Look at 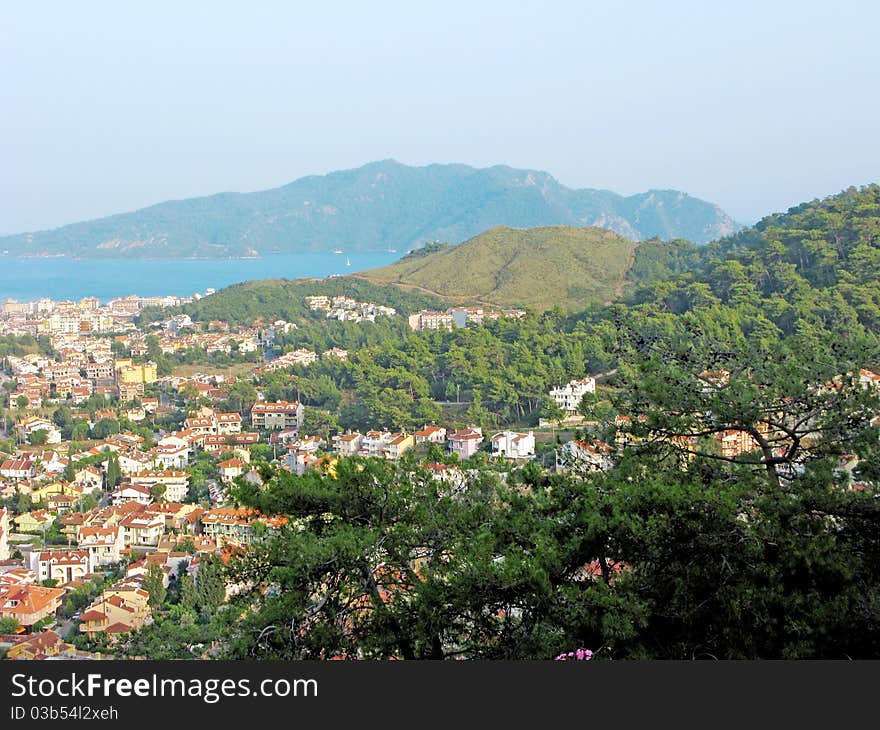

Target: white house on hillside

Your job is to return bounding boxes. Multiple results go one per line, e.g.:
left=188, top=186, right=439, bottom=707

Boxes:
left=490, top=431, right=536, bottom=459
left=549, top=378, right=596, bottom=413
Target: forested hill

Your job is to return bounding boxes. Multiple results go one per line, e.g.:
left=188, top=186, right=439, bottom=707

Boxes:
left=0, top=160, right=740, bottom=258
left=138, top=276, right=451, bottom=327
left=620, top=183, right=880, bottom=344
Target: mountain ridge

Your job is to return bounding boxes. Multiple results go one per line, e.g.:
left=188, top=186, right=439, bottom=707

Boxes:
left=0, top=160, right=741, bottom=258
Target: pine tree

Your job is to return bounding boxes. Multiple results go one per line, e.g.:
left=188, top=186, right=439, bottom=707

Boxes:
left=179, top=574, right=197, bottom=611
left=144, top=563, right=166, bottom=610
left=195, top=556, right=226, bottom=612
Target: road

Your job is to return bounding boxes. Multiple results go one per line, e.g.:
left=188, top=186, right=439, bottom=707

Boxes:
left=58, top=618, right=77, bottom=639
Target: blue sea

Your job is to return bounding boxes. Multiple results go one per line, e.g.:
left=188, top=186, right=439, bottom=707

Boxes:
left=0, top=252, right=402, bottom=303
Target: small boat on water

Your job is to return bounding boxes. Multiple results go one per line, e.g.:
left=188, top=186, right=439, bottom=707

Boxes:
left=387, top=247, right=397, bottom=253
left=345, top=257, right=351, bottom=267
left=333, top=248, right=344, bottom=254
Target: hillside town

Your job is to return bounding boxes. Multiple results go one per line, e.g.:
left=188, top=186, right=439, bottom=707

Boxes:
left=0, top=291, right=608, bottom=660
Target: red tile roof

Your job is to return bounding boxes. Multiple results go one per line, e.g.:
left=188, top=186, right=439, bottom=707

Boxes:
left=105, top=622, right=132, bottom=634
left=78, top=609, right=107, bottom=622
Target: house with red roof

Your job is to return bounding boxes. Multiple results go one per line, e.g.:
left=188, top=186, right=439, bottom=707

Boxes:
left=218, top=458, right=247, bottom=484
left=333, top=431, right=363, bottom=457
left=448, top=428, right=484, bottom=460
left=78, top=585, right=151, bottom=637
left=0, top=583, right=65, bottom=627
left=558, top=439, right=614, bottom=473
left=5, top=630, right=75, bottom=660
left=414, top=425, right=447, bottom=444
left=31, top=549, right=91, bottom=584
left=110, top=484, right=153, bottom=506
left=127, top=470, right=189, bottom=503
left=250, top=400, right=303, bottom=430
left=77, top=525, right=124, bottom=566
left=119, top=511, right=166, bottom=547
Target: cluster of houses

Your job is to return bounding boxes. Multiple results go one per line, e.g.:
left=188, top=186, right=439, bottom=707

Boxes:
left=0, top=295, right=191, bottom=340
left=2, top=290, right=878, bottom=662
left=159, top=372, right=229, bottom=401
left=306, top=295, right=396, bottom=322
left=5, top=349, right=158, bottom=410
left=253, top=346, right=349, bottom=376
left=254, top=348, right=317, bottom=373
left=151, top=317, right=263, bottom=355
left=328, top=425, right=537, bottom=462
left=0, top=484, right=291, bottom=655
left=407, top=307, right=527, bottom=331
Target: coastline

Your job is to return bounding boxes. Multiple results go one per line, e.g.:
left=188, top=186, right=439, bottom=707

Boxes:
left=0, top=250, right=401, bottom=302
left=0, top=249, right=402, bottom=261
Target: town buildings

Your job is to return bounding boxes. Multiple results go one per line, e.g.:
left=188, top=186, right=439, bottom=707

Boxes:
left=251, top=400, right=304, bottom=431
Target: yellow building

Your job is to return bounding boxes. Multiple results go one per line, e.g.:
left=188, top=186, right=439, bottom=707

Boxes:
left=117, top=362, right=157, bottom=385
left=30, top=481, right=65, bottom=502
left=6, top=631, right=75, bottom=660
left=78, top=585, right=152, bottom=637
left=13, top=510, right=56, bottom=534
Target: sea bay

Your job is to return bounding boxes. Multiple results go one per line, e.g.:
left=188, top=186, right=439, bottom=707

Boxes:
left=0, top=251, right=402, bottom=303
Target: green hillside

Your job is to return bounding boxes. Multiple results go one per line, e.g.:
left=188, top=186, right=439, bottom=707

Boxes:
left=622, top=183, right=880, bottom=339
left=137, top=275, right=450, bottom=327
left=355, top=225, right=640, bottom=311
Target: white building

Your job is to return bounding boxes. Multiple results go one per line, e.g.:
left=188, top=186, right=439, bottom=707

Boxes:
left=334, top=432, right=363, bottom=457
left=414, top=425, right=447, bottom=444
left=448, top=428, right=484, bottom=460
left=128, top=471, right=189, bottom=503
left=119, top=512, right=165, bottom=547
left=110, top=484, right=153, bottom=506
left=31, top=549, right=92, bottom=584
left=360, top=431, right=394, bottom=458
left=490, top=431, right=536, bottom=459
left=549, top=378, right=596, bottom=414
left=251, top=400, right=304, bottom=430
left=0, top=508, right=8, bottom=562
left=152, top=444, right=189, bottom=471
left=77, top=526, right=124, bottom=566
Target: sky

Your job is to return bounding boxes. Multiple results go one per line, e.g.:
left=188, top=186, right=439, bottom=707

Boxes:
left=2, top=0, right=879, bottom=234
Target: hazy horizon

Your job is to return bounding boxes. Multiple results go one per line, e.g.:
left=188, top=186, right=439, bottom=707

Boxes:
left=4, top=1, right=879, bottom=235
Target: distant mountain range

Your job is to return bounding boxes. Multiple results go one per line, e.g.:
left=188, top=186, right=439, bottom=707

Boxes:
left=0, top=160, right=742, bottom=258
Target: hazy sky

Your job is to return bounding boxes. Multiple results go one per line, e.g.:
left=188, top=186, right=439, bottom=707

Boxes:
left=3, top=1, right=878, bottom=234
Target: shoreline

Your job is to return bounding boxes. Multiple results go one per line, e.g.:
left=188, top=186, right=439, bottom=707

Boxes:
left=0, top=249, right=405, bottom=262
left=0, top=251, right=400, bottom=303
